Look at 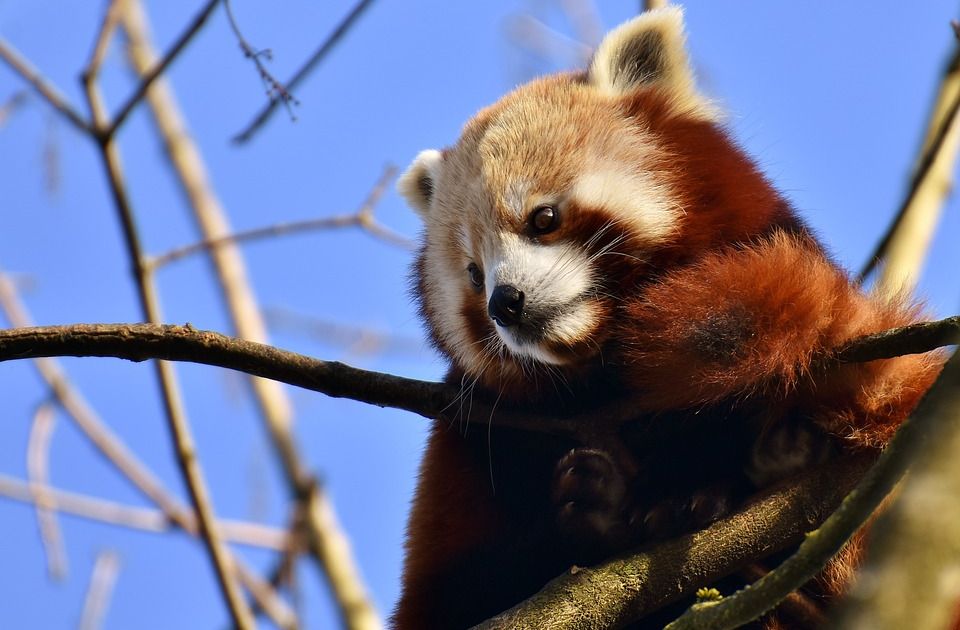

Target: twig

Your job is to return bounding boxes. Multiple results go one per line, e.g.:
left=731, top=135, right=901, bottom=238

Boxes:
left=0, top=39, right=91, bottom=133
left=27, top=401, right=68, bottom=581
left=83, top=24, right=254, bottom=627
left=559, top=0, right=603, bottom=48
left=0, top=89, right=28, bottom=128
left=232, top=0, right=378, bottom=144
left=0, top=318, right=955, bottom=434
left=234, top=562, right=300, bottom=630
left=147, top=165, right=408, bottom=270
left=857, top=39, right=960, bottom=289
left=472, top=455, right=873, bottom=629
left=84, top=0, right=126, bottom=83
left=0, top=272, right=192, bottom=528
left=78, top=550, right=121, bottom=630
left=834, top=315, right=960, bottom=363
left=505, top=15, right=593, bottom=67
left=223, top=0, right=299, bottom=120
left=104, top=0, right=221, bottom=138
left=0, top=272, right=294, bottom=629
left=265, top=307, right=425, bottom=358
left=120, top=4, right=380, bottom=626
left=0, top=474, right=291, bottom=550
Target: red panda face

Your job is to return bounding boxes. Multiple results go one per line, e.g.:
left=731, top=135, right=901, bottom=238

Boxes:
left=400, top=8, right=781, bottom=395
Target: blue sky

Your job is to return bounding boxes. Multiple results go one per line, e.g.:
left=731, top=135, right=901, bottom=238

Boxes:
left=1, top=1, right=959, bottom=628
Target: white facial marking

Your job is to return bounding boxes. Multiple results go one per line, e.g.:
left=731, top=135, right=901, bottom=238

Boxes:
left=486, top=232, right=596, bottom=364
left=573, top=166, right=680, bottom=244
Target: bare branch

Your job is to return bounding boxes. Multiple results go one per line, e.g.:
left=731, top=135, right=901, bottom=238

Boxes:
left=0, top=318, right=955, bottom=433
left=505, top=16, right=593, bottom=67
left=0, top=274, right=295, bottom=629
left=104, top=0, right=221, bottom=138
left=84, top=0, right=125, bottom=83
left=223, top=0, right=299, bottom=120
left=834, top=315, right=960, bottom=363
left=83, top=18, right=253, bottom=624
left=119, top=4, right=381, bottom=626
left=265, top=307, right=425, bottom=358
left=858, top=38, right=960, bottom=289
left=147, top=165, right=408, bottom=270
left=27, top=402, right=68, bottom=581
left=0, top=272, right=192, bottom=527
left=234, top=562, right=300, bottom=630
left=0, top=39, right=91, bottom=133
left=78, top=551, right=121, bottom=630
left=0, top=474, right=291, bottom=550
left=559, top=0, right=603, bottom=48
left=232, top=0, right=378, bottom=144
left=0, top=89, right=28, bottom=128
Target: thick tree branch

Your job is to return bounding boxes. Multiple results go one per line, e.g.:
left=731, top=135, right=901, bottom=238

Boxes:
left=663, top=345, right=960, bottom=630
left=472, top=455, right=873, bottom=629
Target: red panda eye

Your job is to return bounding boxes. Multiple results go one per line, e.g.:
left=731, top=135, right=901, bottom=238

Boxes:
left=467, top=262, right=484, bottom=289
left=530, top=205, right=559, bottom=234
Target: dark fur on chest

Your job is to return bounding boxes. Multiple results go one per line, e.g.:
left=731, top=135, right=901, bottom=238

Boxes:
left=432, top=400, right=765, bottom=629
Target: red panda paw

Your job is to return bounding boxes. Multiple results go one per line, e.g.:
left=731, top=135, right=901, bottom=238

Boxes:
left=637, top=480, right=746, bottom=541
left=551, top=448, right=631, bottom=555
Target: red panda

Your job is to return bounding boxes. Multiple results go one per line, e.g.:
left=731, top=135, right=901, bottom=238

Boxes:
left=393, top=7, right=943, bottom=629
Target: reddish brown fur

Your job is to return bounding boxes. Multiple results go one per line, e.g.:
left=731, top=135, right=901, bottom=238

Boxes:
left=395, top=14, right=944, bottom=628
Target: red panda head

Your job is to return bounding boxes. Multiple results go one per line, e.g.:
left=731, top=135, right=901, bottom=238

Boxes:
left=400, top=8, right=795, bottom=398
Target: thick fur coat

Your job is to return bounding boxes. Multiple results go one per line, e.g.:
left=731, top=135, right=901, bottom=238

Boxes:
left=393, top=8, right=943, bottom=628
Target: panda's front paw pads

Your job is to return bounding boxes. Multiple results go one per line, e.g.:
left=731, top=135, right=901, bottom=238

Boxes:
left=551, top=448, right=628, bottom=548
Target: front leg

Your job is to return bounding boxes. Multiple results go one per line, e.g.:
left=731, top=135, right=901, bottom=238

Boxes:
left=551, top=448, right=631, bottom=559
left=550, top=445, right=748, bottom=555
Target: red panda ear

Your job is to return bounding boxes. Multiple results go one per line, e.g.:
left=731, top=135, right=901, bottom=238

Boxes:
left=589, top=7, right=717, bottom=120
left=398, top=149, right=442, bottom=217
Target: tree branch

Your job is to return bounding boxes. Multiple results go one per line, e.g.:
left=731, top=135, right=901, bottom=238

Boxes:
left=662, top=345, right=960, bottom=630
left=0, top=474, right=292, bottom=550
left=147, top=165, right=408, bottom=271
left=0, top=38, right=92, bottom=134
left=857, top=37, right=960, bottom=288
left=27, top=402, right=68, bottom=580
left=232, top=0, right=378, bottom=144
left=0, top=273, right=294, bottom=628
left=78, top=550, right=121, bottom=630
left=472, top=455, right=873, bottom=629
left=0, top=318, right=955, bottom=433
left=104, top=0, right=221, bottom=138
left=119, top=5, right=381, bottom=626
left=83, top=7, right=252, bottom=622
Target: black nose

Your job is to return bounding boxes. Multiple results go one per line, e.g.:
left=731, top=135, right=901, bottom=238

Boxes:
left=488, top=285, right=525, bottom=327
